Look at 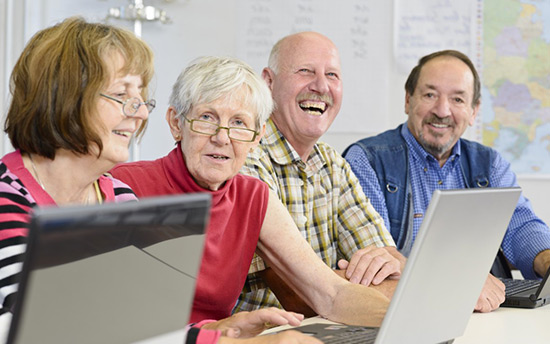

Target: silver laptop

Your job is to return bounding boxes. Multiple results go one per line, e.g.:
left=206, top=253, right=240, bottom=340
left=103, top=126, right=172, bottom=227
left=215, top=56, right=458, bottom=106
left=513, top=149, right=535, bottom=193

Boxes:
left=7, top=193, right=211, bottom=344
left=283, top=188, right=521, bottom=344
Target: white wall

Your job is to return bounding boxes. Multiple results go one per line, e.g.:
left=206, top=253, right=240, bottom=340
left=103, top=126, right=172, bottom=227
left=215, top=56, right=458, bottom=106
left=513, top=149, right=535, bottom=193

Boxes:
left=0, top=0, right=26, bottom=154
left=0, top=0, right=548, bottom=225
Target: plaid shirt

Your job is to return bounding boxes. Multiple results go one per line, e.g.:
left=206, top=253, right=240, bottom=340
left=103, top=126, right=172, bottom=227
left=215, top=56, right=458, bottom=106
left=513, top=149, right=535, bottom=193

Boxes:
left=234, top=119, right=395, bottom=312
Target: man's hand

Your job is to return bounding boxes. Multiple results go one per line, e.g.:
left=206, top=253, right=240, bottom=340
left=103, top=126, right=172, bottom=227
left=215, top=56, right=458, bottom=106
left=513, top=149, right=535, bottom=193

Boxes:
left=534, top=249, right=550, bottom=277
left=474, top=274, right=505, bottom=313
left=202, top=308, right=305, bottom=338
left=337, top=246, right=402, bottom=286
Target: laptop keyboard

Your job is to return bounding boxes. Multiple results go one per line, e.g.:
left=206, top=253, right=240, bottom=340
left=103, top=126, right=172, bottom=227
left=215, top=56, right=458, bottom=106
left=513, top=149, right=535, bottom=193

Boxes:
left=319, top=327, right=378, bottom=344
left=500, top=278, right=541, bottom=296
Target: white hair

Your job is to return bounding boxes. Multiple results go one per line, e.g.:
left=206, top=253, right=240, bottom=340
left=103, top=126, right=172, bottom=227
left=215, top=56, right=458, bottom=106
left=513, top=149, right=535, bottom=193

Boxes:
left=169, top=56, right=273, bottom=129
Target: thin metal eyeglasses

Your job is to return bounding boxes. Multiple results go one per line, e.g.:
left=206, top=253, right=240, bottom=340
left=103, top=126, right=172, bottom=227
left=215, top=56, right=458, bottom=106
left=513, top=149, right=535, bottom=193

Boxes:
left=100, top=93, right=156, bottom=117
left=181, top=114, right=259, bottom=142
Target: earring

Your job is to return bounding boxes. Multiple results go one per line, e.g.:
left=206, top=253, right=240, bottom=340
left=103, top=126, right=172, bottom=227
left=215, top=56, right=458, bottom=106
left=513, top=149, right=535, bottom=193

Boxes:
left=174, top=135, right=181, bottom=141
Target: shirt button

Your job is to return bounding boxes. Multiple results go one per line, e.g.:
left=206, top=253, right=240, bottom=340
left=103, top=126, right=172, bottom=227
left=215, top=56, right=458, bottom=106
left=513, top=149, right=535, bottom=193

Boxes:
left=297, top=215, right=308, bottom=225
left=438, top=180, right=443, bottom=185
left=424, top=167, right=428, bottom=172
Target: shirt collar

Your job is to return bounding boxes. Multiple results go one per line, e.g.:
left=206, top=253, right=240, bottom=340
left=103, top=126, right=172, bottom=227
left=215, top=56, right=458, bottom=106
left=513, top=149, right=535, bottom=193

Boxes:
left=261, top=118, right=309, bottom=166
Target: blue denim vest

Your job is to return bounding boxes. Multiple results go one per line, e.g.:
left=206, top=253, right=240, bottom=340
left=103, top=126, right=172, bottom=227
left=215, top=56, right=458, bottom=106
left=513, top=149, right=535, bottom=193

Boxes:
left=343, top=124, right=494, bottom=248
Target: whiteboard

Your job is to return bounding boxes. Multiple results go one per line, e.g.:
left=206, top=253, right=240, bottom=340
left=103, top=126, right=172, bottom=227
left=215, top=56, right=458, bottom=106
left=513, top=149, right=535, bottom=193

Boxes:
left=234, top=0, right=481, bottom=134
left=235, top=0, right=392, bottom=134
left=2, top=0, right=481, bottom=154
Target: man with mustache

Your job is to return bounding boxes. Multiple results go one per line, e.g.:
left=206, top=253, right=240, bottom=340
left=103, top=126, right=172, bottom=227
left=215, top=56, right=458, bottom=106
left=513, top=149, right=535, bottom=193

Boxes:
left=234, top=32, right=405, bottom=315
left=344, top=50, right=550, bottom=312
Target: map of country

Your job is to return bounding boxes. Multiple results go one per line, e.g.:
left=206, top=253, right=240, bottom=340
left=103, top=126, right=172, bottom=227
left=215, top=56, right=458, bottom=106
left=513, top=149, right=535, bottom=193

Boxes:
left=482, top=0, right=550, bottom=174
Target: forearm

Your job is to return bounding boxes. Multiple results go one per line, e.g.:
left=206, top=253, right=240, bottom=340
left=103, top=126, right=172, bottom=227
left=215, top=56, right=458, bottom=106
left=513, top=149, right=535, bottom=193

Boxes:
left=274, top=265, right=389, bottom=327
left=260, top=252, right=390, bottom=327
left=328, top=283, right=389, bottom=327
left=368, top=279, right=398, bottom=300
left=258, top=192, right=390, bottom=327
left=291, top=268, right=389, bottom=326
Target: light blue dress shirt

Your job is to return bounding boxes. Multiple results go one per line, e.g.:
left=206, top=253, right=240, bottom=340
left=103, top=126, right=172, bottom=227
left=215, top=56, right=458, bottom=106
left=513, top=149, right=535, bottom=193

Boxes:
left=345, top=124, right=550, bottom=279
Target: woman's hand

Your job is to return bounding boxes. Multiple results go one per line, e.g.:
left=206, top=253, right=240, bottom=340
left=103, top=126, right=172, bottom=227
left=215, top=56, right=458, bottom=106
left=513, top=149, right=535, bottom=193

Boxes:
left=202, top=308, right=305, bottom=338
left=222, top=330, right=323, bottom=343
left=219, top=330, right=323, bottom=344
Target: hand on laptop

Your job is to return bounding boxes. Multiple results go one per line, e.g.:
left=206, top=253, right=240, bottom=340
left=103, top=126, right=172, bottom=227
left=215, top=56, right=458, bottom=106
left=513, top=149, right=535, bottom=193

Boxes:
left=337, top=246, right=403, bottom=286
left=202, top=307, right=305, bottom=338
left=475, top=274, right=506, bottom=313
left=217, top=330, right=323, bottom=343
left=534, top=249, right=550, bottom=277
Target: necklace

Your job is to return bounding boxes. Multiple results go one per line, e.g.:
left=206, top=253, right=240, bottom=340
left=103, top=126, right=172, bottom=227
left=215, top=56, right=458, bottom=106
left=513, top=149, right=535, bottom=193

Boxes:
left=28, top=153, right=97, bottom=204
left=28, top=153, right=46, bottom=190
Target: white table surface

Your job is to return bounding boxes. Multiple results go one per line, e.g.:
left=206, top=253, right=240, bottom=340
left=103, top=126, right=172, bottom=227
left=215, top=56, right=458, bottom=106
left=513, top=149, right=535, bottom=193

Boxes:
left=6, top=304, right=547, bottom=343
left=455, top=305, right=550, bottom=344
left=264, top=304, right=550, bottom=344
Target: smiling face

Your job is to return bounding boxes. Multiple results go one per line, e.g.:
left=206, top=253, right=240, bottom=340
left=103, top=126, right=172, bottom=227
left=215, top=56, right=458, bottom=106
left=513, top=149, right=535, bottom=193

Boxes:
left=405, top=56, right=480, bottom=164
left=263, top=32, right=342, bottom=159
left=94, top=54, right=149, bottom=167
left=167, top=88, right=264, bottom=191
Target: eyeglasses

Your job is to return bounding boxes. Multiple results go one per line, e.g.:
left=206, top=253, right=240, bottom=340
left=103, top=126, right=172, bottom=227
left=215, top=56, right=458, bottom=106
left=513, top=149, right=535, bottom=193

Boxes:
left=100, top=93, right=156, bottom=117
left=182, top=115, right=259, bottom=142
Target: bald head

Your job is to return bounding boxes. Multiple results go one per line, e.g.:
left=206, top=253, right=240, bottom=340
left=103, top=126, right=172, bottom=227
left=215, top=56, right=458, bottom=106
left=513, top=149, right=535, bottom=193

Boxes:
left=268, top=32, right=340, bottom=74
left=262, top=31, right=343, bottom=160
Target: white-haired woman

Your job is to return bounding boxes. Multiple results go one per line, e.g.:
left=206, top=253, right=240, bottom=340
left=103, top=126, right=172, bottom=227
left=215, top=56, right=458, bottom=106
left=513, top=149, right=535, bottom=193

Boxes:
left=111, top=56, right=390, bottom=344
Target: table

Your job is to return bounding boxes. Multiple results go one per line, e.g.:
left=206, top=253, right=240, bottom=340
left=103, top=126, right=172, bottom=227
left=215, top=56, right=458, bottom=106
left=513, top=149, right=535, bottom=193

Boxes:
left=264, top=305, right=550, bottom=344
left=455, top=306, right=550, bottom=344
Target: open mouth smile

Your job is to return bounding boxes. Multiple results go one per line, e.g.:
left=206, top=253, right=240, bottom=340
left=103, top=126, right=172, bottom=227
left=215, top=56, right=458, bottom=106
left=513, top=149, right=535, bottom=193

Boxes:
left=207, top=154, right=229, bottom=160
left=299, top=101, right=327, bottom=116
left=113, top=130, right=132, bottom=138
left=430, top=123, right=450, bottom=129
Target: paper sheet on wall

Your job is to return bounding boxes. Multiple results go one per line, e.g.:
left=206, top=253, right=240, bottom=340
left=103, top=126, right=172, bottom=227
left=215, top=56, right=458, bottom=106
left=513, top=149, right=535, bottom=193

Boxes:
left=395, top=0, right=484, bottom=142
left=235, top=0, right=392, bottom=134
left=235, top=0, right=482, bottom=134
left=394, top=0, right=482, bottom=75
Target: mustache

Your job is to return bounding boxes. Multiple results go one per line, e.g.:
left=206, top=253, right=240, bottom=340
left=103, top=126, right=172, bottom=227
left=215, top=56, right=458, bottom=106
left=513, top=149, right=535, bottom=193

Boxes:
left=297, top=93, right=333, bottom=107
left=424, top=115, right=453, bottom=126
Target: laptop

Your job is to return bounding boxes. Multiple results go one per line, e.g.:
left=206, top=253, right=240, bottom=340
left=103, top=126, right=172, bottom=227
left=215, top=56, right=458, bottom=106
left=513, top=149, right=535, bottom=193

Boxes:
left=277, top=188, right=521, bottom=344
left=500, top=267, right=550, bottom=309
left=7, top=193, right=211, bottom=344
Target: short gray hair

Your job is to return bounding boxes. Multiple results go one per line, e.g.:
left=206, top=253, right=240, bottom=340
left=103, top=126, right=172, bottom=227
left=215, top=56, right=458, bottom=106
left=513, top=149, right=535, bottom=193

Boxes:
left=169, top=56, right=273, bottom=129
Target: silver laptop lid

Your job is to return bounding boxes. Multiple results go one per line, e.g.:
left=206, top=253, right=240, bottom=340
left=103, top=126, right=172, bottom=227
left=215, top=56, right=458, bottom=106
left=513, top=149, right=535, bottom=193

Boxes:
left=9, top=193, right=211, bottom=344
left=375, top=188, right=521, bottom=344
left=534, top=267, right=550, bottom=300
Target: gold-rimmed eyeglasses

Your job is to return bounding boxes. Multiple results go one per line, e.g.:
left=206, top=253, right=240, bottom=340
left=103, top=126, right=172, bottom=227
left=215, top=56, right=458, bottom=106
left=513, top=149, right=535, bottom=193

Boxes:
left=100, top=93, right=156, bottom=117
left=182, top=115, right=259, bottom=142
